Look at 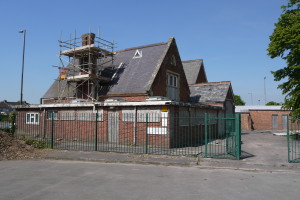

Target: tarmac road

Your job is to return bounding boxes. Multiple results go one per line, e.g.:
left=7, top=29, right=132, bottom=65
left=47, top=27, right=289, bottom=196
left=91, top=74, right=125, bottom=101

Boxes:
left=0, top=160, right=299, bottom=200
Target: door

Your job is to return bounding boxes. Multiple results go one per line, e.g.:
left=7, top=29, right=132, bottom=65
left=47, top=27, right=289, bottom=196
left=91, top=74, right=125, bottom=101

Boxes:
left=108, top=111, right=119, bottom=143
left=282, top=115, right=288, bottom=130
left=272, top=115, right=278, bottom=130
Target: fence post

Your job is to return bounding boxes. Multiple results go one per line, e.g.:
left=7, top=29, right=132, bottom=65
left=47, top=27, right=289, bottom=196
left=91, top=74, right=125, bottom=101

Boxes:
left=51, top=112, right=54, bottom=149
left=287, top=117, right=290, bottom=162
left=204, top=113, right=208, bottom=157
left=146, top=113, right=148, bottom=154
left=235, top=113, right=241, bottom=160
left=95, top=112, right=98, bottom=151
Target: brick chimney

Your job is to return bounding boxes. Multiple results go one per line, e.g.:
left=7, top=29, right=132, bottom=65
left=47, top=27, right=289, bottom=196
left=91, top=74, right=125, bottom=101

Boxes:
left=81, top=33, right=95, bottom=46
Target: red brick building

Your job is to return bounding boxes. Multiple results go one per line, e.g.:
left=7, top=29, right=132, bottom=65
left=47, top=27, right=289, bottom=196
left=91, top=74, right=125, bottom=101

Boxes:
left=15, top=33, right=235, bottom=148
left=236, top=106, right=291, bottom=131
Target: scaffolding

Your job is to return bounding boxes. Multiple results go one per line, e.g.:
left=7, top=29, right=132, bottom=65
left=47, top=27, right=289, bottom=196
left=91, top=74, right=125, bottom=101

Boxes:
left=56, top=32, right=115, bottom=102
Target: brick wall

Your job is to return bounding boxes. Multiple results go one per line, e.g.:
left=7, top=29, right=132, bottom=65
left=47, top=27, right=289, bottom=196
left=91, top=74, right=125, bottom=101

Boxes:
left=16, top=104, right=221, bottom=149
left=151, top=38, right=190, bottom=102
left=240, top=110, right=291, bottom=131
left=241, top=113, right=251, bottom=130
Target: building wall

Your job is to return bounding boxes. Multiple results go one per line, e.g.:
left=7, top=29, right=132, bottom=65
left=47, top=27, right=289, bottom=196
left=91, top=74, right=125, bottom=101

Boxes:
left=195, top=64, right=207, bottom=84
left=151, top=39, right=190, bottom=102
left=240, top=110, right=291, bottom=131
left=240, top=113, right=251, bottom=130
left=15, top=104, right=220, bottom=149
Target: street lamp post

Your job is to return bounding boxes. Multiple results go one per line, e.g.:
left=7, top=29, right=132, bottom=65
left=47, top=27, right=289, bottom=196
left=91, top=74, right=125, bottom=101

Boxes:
left=19, top=29, right=26, bottom=105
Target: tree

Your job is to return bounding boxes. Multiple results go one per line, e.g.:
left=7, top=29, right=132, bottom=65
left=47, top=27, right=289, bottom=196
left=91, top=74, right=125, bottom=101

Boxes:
left=267, top=0, right=300, bottom=117
left=234, top=95, right=245, bottom=105
left=266, top=101, right=281, bottom=106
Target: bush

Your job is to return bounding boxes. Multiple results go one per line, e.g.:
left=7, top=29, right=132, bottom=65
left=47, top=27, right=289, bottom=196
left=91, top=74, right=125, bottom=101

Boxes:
left=24, top=139, right=49, bottom=149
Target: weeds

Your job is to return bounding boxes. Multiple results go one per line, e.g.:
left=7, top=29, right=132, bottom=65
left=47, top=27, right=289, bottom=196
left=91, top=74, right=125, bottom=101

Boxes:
left=25, top=139, right=49, bottom=149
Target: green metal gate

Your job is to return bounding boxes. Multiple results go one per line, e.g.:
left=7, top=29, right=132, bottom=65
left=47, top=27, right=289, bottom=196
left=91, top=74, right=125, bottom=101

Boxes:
left=287, top=118, right=300, bottom=163
left=204, top=113, right=241, bottom=160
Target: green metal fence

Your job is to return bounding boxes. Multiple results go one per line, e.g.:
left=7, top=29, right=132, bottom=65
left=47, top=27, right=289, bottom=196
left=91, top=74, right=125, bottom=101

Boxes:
left=14, top=111, right=241, bottom=159
left=205, top=113, right=241, bottom=160
left=287, top=118, right=300, bottom=163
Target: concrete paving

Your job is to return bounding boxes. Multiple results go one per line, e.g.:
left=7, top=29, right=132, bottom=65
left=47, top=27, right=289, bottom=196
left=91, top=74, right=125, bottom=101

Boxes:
left=0, top=160, right=299, bottom=200
left=198, top=131, right=300, bottom=172
left=40, top=131, right=300, bottom=172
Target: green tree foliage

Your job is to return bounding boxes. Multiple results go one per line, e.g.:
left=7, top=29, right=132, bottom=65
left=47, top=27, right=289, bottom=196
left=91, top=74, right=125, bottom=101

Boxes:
left=266, top=101, right=281, bottom=106
left=267, top=0, right=300, bottom=117
left=234, top=95, right=245, bottom=105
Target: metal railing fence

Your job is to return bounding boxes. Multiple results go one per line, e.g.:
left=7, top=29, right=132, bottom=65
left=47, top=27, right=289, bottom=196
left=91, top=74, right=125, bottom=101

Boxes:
left=14, top=111, right=241, bottom=159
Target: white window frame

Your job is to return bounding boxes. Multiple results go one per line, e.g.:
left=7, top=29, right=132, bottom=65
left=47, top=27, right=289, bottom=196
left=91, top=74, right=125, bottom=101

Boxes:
left=167, top=72, right=180, bottom=101
left=26, top=113, right=39, bottom=125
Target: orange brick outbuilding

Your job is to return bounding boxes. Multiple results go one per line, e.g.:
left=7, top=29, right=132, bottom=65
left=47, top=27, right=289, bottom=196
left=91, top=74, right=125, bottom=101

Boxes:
left=236, top=106, right=291, bottom=131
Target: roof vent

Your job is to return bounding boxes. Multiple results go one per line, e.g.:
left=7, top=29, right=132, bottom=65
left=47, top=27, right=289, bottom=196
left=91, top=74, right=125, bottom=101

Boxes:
left=133, top=49, right=142, bottom=59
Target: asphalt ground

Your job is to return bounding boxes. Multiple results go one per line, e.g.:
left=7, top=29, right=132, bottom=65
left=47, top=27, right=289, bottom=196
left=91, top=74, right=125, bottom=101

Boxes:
left=1, top=131, right=299, bottom=200
left=0, top=160, right=299, bottom=200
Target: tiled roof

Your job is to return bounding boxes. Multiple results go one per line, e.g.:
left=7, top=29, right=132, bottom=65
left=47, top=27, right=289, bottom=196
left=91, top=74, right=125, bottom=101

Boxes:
left=189, top=81, right=231, bottom=103
left=0, top=101, right=20, bottom=108
left=182, top=59, right=204, bottom=84
left=99, top=42, right=168, bottom=95
left=42, top=41, right=170, bottom=99
left=42, top=59, right=79, bottom=99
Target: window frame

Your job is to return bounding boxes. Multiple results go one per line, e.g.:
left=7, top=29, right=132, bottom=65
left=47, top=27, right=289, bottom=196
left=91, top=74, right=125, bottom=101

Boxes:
left=167, top=71, right=180, bottom=101
left=26, top=113, right=39, bottom=125
left=47, top=110, right=58, bottom=120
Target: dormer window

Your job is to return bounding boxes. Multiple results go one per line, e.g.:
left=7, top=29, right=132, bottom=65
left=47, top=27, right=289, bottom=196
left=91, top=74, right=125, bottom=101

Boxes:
left=171, top=55, right=177, bottom=66
left=133, top=49, right=142, bottom=59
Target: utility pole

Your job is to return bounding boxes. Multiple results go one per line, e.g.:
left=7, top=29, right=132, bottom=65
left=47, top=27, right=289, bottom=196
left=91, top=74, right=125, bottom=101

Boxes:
left=19, top=29, right=26, bottom=105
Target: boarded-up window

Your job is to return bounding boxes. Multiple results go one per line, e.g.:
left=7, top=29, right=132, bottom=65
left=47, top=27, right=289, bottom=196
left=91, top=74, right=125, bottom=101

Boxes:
left=122, top=108, right=135, bottom=122
left=77, top=110, right=103, bottom=121
left=60, top=111, right=75, bottom=121
left=138, top=108, right=160, bottom=122
left=77, top=111, right=93, bottom=121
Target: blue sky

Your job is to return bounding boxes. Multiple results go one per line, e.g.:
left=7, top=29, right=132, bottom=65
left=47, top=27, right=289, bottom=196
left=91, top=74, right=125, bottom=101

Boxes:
left=0, top=0, right=288, bottom=105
